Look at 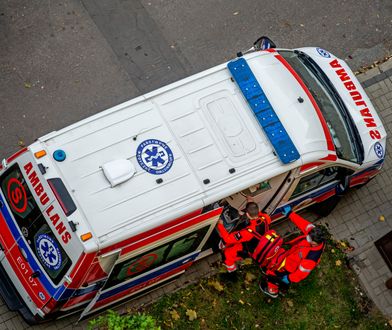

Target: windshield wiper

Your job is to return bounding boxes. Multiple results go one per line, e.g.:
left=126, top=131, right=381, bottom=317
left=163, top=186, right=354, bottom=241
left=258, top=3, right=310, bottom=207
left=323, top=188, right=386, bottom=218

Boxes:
left=295, top=51, right=364, bottom=163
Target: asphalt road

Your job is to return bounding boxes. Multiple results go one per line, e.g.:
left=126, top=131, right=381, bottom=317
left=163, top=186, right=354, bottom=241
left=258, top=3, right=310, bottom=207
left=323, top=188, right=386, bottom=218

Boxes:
left=0, top=0, right=391, bottom=327
left=1, top=0, right=392, bottom=160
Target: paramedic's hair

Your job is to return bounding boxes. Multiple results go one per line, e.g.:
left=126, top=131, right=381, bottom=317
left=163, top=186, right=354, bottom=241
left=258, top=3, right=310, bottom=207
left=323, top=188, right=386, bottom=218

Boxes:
left=309, top=226, right=326, bottom=244
left=245, top=202, right=259, bottom=218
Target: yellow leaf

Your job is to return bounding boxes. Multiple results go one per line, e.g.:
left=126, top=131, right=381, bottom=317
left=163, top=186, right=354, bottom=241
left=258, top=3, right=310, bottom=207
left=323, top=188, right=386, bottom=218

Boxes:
left=186, top=309, right=197, bottom=321
left=208, top=280, right=224, bottom=292
left=239, top=299, right=245, bottom=305
left=331, top=249, right=336, bottom=253
left=24, top=82, right=32, bottom=88
left=340, top=241, right=347, bottom=248
left=287, top=299, right=294, bottom=307
left=379, top=215, right=385, bottom=222
left=336, top=260, right=342, bottom=266
left=243, top=258, right=253, bottom=265
left=245, top=272, right=257, bottom=283
left=170, top=309, right=180, bottom=321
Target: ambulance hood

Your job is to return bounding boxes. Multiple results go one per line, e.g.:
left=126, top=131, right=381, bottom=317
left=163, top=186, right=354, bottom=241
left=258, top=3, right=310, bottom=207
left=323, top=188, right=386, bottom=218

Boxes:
left=297, top=47, right=387, bottom=165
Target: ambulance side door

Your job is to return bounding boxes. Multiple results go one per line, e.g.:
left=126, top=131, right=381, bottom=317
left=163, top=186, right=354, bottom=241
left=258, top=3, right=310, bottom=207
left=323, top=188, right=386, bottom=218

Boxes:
left=271, top=165, right=354, bottom=220
left=80, top=208, right=221, bottom=318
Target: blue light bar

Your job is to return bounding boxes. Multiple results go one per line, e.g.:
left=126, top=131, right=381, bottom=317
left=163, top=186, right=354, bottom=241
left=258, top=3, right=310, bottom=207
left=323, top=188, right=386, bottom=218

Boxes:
left=227, top=57, right=300, bottom=164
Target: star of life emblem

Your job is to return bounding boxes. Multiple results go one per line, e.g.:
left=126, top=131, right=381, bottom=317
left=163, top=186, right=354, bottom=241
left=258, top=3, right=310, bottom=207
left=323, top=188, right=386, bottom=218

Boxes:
left=35, top=234, right=62, bottom=271
left=316, top=47, right=331, bottom=58
left=136, top=139, right=174, bottom=175
left=374, top=142, right=384, bottom=159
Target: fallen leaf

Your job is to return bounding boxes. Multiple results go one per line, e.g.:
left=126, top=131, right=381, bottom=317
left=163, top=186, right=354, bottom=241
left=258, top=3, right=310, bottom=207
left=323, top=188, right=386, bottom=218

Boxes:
left=243, top=258, right=253, bottom=265
left=170, top=309, right=180, bottom=321
left=186, top=309, right=197, bottom=321
left=331, top=249, right=336, bottom=253
left=287, top=299, right=294, bottom=307
left=379, top=215, right=385, bottom=222
left=239, top=299, right=245, bottom=305
left=245, top=272, right=257, bottom=283
left=300, top=23, right=305, bottom=27
left=233, top=11, right=239, bottom=15
left=388, top=319, right=392, bottom=327
left=208, top=280, right=224, bottom=292
left=340, top=241, right=347, bottom=248
left=24, top=82, right=32, bottom=88
left=336, top=260, right=342, bottom=266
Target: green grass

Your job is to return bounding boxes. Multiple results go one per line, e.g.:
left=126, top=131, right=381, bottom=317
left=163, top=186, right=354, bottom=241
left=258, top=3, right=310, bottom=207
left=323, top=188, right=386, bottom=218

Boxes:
left=146, top=240, right=388, bottom=330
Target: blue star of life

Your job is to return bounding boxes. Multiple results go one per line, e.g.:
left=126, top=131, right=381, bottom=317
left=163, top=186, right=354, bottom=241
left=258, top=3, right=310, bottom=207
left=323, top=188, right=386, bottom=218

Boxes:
left=374, top=142, right=384, bottom=159
left=316, top=47, right=331, bottom=58
left=136, top=139, right=174, bottom=175
left=35, top=234, right=62, bottom=271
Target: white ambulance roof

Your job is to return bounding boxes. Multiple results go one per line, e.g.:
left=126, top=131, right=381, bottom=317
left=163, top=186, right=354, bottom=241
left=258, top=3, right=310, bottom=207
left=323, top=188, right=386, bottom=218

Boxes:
left=39, top=50, right=330, bottom=248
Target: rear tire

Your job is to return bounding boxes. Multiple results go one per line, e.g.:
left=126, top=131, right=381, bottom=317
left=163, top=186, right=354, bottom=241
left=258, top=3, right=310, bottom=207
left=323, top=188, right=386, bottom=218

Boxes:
left=308, top=196, right=340, bottom=217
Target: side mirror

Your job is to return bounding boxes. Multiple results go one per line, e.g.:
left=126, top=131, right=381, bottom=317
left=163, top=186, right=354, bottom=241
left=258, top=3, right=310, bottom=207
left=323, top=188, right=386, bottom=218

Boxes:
left=253, top=36, right=276, bottom=50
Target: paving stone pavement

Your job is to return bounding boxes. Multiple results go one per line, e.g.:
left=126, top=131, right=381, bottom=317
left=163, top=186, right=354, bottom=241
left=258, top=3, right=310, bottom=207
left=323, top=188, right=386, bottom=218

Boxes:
left=324, top=58, right=392, bottom=319
left=1, top=60, right=392, bottom=329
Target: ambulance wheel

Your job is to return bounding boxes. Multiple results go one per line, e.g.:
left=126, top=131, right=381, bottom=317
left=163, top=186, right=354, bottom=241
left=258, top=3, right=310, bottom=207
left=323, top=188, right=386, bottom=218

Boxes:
left=309, top=196, right=340, bottom=217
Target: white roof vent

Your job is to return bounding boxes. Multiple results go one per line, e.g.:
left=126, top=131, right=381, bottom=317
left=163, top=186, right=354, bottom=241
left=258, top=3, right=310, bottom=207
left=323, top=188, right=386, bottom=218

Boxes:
left=102, top=159, right=136, bottom=187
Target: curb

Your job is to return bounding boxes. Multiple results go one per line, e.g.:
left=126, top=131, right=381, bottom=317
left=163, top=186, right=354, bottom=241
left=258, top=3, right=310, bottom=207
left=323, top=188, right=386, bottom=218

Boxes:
left=357, top=57, right=392, bottom=87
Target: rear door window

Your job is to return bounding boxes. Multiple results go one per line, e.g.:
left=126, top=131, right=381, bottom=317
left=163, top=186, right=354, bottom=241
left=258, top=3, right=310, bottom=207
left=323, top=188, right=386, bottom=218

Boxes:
left=0, top=164, right=72, bottom=284
left=290, top=167, right=340, bottom=199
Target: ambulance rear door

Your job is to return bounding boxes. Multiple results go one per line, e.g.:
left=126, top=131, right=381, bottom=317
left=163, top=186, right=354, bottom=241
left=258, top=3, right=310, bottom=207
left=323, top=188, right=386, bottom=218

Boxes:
left=80, top=208, right=222, bottom=318
left=0, top=152, right=84, bottom=318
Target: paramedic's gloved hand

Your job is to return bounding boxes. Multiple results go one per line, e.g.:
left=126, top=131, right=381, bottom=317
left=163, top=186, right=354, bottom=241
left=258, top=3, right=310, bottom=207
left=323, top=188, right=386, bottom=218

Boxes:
left=282, top=206, right=292, bottom=217
left=280, top=275, right=290, bottom=285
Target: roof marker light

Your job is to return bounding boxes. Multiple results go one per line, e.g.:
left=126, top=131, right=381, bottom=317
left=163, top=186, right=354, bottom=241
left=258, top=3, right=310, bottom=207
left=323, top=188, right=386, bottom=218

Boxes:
left=53, top=149, right=66, bottom=162
left=34, top=150, right=47, bottom=159
left=81, top=232, right=92, bottom=242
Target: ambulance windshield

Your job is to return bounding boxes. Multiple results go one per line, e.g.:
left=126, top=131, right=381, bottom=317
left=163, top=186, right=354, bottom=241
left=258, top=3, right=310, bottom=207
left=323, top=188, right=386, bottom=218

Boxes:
left=278, top=50, right=363, bottom=164
left=0, top=164, right=71, bottom=285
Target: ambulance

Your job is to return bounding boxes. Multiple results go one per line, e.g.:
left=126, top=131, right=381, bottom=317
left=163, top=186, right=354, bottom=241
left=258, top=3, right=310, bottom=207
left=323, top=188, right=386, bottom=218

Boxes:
left=0, top=37, right=386, bottom=323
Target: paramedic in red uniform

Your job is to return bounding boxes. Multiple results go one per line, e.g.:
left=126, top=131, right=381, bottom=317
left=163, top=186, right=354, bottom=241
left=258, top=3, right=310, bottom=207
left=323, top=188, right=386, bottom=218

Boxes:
left=217, top=202, right=271, bottom=272
left=259, top=205, right=326, bottom=298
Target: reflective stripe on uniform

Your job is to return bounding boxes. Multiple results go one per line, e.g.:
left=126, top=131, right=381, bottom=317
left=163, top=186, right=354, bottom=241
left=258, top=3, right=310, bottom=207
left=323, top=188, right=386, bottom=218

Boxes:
left=299, top=264, right=312, bottom=273
left=277, top=258, right=286, bottom=271
left=305, top=224, right=315, bottom=232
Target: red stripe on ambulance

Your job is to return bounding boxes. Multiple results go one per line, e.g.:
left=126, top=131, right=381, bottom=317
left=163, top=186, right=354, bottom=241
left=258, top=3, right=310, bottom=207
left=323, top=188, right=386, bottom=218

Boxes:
left=329, top=59, right=381, bottom=140
left=117, top=208, right=221, bottom=256
left=101, top=208, right=203, bottom=255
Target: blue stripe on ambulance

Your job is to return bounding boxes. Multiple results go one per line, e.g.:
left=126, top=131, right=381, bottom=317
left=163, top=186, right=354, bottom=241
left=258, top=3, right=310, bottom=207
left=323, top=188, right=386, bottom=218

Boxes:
left=351, top=159, right=384, bottom=179
left=58, top=281, right=103, bottom=301
left=228, top=57, right=300, bottom=164
left=97, top=252, right=199, bottom=302
left=0, top=194, right=67, bottom=298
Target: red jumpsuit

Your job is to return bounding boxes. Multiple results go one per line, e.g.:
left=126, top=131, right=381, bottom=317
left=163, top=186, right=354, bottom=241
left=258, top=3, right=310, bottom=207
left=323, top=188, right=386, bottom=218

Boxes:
left=266, top=212, right=324, bottom=286
left=217, top=213, right=271, bottom=271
